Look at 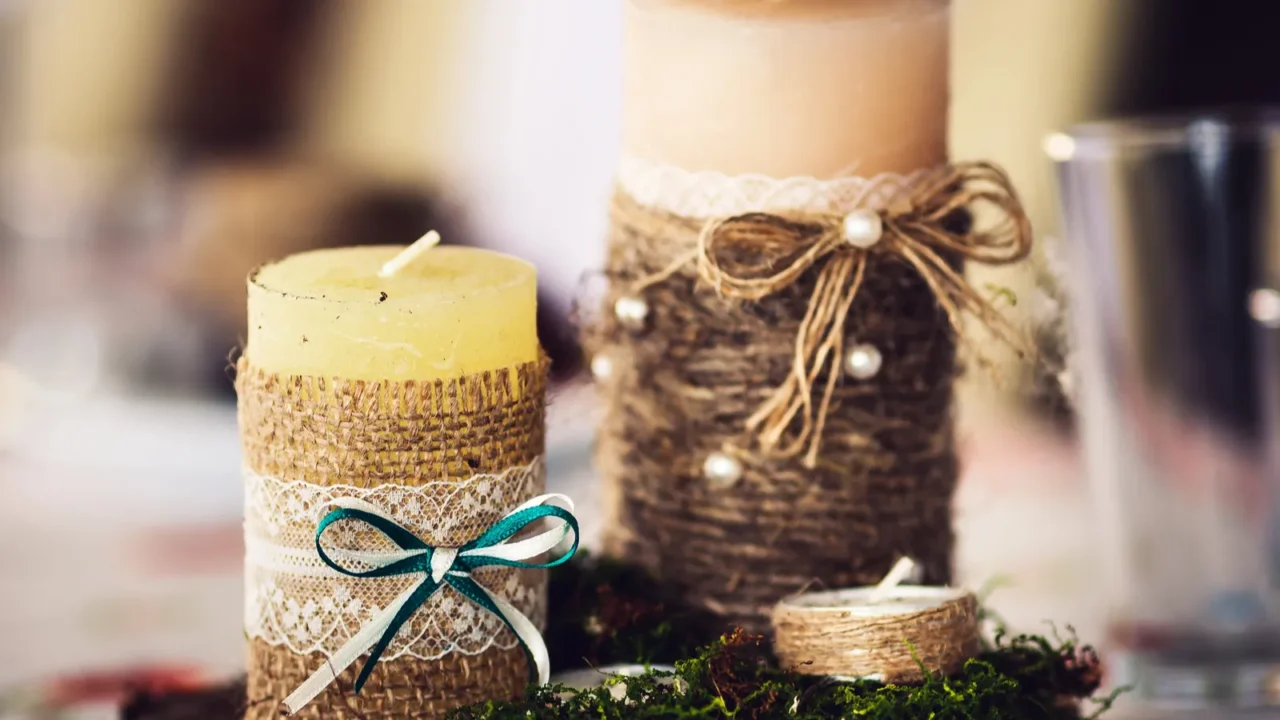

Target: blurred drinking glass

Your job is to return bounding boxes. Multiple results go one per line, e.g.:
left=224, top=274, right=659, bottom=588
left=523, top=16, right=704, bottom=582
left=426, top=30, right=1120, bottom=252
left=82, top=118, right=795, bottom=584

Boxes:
left=1052, top=111, right=1280, bottom=714
left=0, top=145, right=208, bottom=404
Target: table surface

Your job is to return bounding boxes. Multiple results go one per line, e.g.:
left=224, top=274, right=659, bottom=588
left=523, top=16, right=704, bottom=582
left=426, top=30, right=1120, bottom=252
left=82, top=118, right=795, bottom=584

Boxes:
left=0, top=383, right=1109, bottom=715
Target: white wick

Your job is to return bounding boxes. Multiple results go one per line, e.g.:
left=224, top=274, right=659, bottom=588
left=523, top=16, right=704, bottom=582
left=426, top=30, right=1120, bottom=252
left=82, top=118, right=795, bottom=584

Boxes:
left=379, top=230, right=441, bottom=278
left=868, top=556, right=916, bottom=603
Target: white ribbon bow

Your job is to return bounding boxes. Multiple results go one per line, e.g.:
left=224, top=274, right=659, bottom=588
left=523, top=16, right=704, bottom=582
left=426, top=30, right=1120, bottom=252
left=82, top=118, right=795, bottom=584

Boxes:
left=282, top=493, right=577, bottom=715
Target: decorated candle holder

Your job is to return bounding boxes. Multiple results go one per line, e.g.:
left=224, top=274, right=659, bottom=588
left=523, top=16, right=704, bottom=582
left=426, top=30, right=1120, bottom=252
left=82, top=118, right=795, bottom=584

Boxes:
left=238, top=236, right=578, bottom=719
left=771, top=558, right=981, bottom=683
left=586, top=0, right=1031, bottom=629
left=588, top=161, right=1031, bottom=628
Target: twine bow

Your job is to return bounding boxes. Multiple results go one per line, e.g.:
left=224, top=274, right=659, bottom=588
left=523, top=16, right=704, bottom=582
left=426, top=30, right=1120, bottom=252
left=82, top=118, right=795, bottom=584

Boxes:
left=636, top=161, right=1032, bottom=468
left=283, top=493, right=579, bottom=715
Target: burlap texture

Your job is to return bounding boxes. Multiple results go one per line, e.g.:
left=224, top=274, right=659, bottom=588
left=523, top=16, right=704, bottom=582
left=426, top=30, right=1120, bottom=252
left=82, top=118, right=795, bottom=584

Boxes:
left=236, top=357, right=547, bottom=719
left=586, top=190, right=958, bottom=629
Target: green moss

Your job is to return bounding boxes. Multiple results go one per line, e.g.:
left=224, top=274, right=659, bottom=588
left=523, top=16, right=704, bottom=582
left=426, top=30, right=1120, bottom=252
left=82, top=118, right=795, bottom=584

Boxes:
left=985, top=282, right=1019, bottom=308
left=449, top=555, right=1120, bottom=719
left=451, top=629, right=1118, bottom=719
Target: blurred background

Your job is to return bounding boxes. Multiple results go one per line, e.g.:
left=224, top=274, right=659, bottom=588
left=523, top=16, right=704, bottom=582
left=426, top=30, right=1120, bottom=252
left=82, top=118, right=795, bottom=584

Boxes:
left=2, top=0, right=1280, bottom=716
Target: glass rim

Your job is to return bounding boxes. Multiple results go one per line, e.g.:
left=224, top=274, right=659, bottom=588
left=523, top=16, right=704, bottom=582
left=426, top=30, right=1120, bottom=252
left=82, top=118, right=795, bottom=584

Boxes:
left=1047, top=107, right=1280, bottom=162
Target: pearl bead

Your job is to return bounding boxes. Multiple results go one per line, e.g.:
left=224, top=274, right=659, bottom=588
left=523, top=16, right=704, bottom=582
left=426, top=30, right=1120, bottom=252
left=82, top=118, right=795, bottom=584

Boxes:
left=844, top=343, right=883, bottom=380
left=590, top=354, right=613, bottom=381
left=614, top=295, right=649, bottom=330
left=842, top=209, right=883, bottom=249
left=1043, top=132, right=1077, bottom=163
left=702, top=452, right=743, bottom=488
left=1057, top=369, right=1075, bottom=397
left=1250, top=288, right=1280, bottom=328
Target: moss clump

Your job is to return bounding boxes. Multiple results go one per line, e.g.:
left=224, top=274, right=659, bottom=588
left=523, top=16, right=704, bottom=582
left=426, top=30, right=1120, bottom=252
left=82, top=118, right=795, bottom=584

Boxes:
left=451, top=555, right=1119, bottom=719
left=121, top=553, right=1119, bottom=719
left=450, top=628, right=1117, bottom=720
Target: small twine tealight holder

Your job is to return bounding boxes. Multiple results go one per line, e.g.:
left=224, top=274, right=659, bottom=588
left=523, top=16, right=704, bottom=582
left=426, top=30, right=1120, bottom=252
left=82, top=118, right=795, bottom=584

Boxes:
left=771, top=559, right=981, bottom=684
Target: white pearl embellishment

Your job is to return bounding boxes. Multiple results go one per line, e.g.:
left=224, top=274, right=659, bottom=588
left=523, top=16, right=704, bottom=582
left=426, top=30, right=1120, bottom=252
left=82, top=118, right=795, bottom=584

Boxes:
left=703, top=452, right=743, bottom=488
left=842, top=209, right=883, bottom=249
left=614, top=295, right=649, bottom=330
left=1249, top=288, right=1280, bottom=328
left=590, top=354, right=613, bottom=381
left=844, top=343, right=883, bottom=380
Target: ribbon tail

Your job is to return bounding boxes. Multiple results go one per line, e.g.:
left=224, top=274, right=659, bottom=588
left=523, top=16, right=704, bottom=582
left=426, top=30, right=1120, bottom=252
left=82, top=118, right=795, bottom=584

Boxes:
left=353, top=579, right=440, bottom=694
left=449, top=575, right=551, bottom=685
left=283, top=579, right=435, bottom=715
left=803, top=254, right=866, bottom=468
left=485, top=585, right=551, bottom=685
left=747, top=254, right=856, bottom=461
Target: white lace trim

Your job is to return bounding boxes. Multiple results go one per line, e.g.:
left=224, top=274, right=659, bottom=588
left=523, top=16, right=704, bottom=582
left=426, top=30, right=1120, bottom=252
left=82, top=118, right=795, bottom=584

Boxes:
left=616, top=155, right=937, bottom=219
left=244, top=460, right=546, bottom=662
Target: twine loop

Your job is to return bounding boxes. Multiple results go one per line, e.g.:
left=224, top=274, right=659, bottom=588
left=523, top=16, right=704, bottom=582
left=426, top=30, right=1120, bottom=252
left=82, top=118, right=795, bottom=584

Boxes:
left=636, top=161, right=1033, bottom=467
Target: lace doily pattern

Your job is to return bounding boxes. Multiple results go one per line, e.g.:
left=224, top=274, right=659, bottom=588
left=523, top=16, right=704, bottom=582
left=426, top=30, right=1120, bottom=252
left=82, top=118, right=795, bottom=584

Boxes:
left=616, top=154, right=936, bottom=218
left=244, top=459, right=546, bottom=663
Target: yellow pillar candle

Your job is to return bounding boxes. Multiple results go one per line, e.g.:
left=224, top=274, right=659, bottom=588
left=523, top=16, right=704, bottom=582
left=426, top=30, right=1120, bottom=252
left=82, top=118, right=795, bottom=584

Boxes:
left=240, top=234, right=547, bottom=718
left=624, top=0, right=950, bottom=178
left=247, top=240, right=539, bottom=380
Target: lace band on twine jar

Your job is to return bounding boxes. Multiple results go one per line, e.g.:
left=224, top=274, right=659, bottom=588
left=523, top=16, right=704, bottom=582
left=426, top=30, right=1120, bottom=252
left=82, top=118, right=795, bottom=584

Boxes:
left=236, top=357, right=548, bottom=720
left=771, top=584, right=981, bottom=683
left=585, top=159, right=1032, bottom=629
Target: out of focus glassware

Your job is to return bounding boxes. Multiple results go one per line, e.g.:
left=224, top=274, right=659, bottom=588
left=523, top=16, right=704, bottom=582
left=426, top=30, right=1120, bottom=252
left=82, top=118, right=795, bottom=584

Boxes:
left=0, top=148, right=213, bottom=403
left=1051, top=111, right=1280, bottom=714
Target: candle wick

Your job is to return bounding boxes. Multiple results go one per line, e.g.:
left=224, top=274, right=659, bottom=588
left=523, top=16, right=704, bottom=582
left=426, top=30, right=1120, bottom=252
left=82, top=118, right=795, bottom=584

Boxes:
left=868, top=556, right=916, bottom=603
left=379, top=231, right=442, bottom=278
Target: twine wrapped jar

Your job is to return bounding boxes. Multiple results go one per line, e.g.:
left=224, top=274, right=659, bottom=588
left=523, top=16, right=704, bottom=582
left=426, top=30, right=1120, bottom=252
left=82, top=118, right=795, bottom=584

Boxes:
left=586, top=0, right=1032, bottom=631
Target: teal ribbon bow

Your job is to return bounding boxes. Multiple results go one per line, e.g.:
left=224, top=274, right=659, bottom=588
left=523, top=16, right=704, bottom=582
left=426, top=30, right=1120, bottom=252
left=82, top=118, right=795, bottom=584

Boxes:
left=282, top=493, right=579, bottom=715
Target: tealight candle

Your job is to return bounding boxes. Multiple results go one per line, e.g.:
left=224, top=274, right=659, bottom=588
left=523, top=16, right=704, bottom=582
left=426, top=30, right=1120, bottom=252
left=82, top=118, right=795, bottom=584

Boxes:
left=772, top=559, right=979, bottom=682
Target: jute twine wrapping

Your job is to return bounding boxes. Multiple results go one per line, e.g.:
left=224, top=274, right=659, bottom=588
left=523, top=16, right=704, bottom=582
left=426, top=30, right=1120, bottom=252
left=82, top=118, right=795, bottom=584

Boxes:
left=236, top=357, right=547, bottom=719
left=586, top=163, right=1031, bottom=629
left=771, top=587, right=981, bottom=683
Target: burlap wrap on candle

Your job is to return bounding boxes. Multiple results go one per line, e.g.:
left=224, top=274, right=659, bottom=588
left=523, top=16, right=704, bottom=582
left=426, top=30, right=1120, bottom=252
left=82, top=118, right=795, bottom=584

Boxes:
left=236, top=357, right=547, bottom=719
left=771, top=587, right=981, bottom=683
left=585, top=162, right=1031, bottom=629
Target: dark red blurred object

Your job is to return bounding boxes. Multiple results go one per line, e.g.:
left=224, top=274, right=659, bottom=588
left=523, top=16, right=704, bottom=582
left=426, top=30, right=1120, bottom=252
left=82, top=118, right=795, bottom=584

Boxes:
left=120, top=678, right=245, bottom=720
left=26, top=665, right=207, bottom=710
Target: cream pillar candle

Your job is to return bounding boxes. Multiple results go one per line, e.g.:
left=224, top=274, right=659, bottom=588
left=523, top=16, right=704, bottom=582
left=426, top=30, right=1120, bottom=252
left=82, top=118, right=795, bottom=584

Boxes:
left=597, top=0, right=967, bottom=630
left=624, top=0, right=950, bottom=178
